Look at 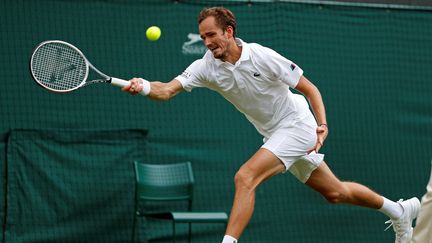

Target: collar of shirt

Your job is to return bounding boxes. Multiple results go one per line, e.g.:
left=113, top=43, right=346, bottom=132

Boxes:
left=214, top=38, right=250, bottom=68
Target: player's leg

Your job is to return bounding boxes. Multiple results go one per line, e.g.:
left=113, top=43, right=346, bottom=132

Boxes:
left=305, top=161, right=420, bottom=243
left=223, top=148, right=285, bottom=242
left=304, top=161, right=384, bottom=208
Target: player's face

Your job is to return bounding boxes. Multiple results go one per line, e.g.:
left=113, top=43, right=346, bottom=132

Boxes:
left=199, top=16, right=232, bottom=60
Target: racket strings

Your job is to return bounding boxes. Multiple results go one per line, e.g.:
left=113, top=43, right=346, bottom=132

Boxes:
left=31, top=43, right=87, bottom=91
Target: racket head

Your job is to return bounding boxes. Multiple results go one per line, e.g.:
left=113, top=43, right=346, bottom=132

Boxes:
left=30, top=40, right=89, bottom=92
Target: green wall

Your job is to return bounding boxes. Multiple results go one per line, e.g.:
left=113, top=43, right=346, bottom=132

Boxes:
left=1, top=0, right=431, bottom=242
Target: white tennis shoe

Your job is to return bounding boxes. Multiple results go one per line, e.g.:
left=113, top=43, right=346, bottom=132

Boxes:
left=385, top=197, right=420, bottom=243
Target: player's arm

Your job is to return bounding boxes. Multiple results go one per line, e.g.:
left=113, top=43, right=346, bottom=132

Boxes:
left=295, top=75, right=328, bottom=151
left=122, top=78, right=183, bottom=101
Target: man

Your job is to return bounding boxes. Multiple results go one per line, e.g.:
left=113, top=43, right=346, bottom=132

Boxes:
left=411, top=161, right=432, bottom=243
left=123, top=7, right=420, bottom=243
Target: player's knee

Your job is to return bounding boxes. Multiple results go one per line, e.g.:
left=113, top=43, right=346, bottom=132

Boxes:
left=322, top=187, right=350, bottom=204
left=234, top=168, right=256, bottom=191
left=324, top=191, right=345, bottom=204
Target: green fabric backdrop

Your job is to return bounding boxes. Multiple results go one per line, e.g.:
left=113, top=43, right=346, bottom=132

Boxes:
left=1, top=0, right=431, bottom=242
left=5, top=129, right=147, bottom=243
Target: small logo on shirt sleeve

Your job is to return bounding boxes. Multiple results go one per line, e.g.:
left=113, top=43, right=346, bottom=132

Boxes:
left=290, top=63, right=296, bottom=71
left=181, top=70, right=191, bottom=79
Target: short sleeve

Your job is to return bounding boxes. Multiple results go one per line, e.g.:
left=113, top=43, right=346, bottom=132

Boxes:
left=256, top=45, right=304, bottom=88
left=174, top=59, right=207, bottom=92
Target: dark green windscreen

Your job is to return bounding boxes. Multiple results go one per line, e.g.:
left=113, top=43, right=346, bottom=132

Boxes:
left=1, top=0, right=431, bottom=242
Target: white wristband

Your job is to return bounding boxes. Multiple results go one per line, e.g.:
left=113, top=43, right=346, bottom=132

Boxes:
left=139, top=78, right=151, bottom=96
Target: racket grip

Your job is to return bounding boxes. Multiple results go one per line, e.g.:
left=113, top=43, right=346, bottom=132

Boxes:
left=110, top=77, right=129, bottom=87
left=110, top=77, right=150, bottom=96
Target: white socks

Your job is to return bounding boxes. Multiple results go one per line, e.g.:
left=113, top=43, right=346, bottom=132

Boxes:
left=379, top=197, right=404, bottom=219
left=220, top=198, right=402, bottom=243
left=222, top=235, right=238, bottom=243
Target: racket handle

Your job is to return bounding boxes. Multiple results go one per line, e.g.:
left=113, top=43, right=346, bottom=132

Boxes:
left=110, top=77, right=129, bottom=87
left=110, top=77, right=150, bottom=96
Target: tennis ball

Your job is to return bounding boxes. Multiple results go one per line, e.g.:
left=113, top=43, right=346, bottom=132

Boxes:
left=146, top=26, right=161, bottom=41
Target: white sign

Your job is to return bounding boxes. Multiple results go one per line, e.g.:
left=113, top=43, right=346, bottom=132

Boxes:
left=182, top=33, right=206, bottom=55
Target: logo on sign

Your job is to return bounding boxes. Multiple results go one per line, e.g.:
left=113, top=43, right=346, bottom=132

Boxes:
left=182, top=33, right=206, bottom=55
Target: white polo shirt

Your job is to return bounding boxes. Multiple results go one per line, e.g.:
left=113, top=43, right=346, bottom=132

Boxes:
left=175, top=38, right=311, bottom=138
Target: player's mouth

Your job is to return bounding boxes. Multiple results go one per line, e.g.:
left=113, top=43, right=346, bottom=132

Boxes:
left=209, top=46, right=219, bottom=52
left=208, top=45, right=223, bottom=58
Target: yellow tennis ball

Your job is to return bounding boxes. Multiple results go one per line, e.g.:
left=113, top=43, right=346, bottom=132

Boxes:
left=146, top=26, right=161, bottom=41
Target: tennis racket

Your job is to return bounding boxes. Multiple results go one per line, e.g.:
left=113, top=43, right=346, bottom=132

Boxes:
left=30, top=40, right=146, bottom=95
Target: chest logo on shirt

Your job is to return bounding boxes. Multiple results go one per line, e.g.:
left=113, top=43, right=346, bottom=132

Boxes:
left=253, top=72, right=261, bottom=77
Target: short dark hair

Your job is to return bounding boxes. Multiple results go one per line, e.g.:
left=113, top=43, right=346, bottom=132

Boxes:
left=198, top=7, right=237, bottom=37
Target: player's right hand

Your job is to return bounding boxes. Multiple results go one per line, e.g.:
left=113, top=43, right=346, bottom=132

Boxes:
left=122, top=78, right=144, bottom=95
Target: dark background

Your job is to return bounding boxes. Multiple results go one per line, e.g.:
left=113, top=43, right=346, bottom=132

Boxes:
left=1, top=0, right=431, bottom=242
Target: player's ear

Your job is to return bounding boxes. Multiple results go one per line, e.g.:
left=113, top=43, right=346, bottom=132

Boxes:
left=225, top=26, right=234, bottom=38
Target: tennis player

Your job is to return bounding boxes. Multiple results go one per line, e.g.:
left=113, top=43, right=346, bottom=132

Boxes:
left=123, top=7, right=419, bottom=243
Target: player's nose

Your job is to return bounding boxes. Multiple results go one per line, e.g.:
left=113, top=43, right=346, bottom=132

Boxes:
left=203, top=39, right=212, bottom=48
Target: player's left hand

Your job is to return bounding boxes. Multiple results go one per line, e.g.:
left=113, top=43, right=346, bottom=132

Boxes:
left=314, top=124, right=328, bottom=152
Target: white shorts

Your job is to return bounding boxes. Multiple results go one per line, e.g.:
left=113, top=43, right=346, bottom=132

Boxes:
left=261, top=113, right=324, bottom=183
